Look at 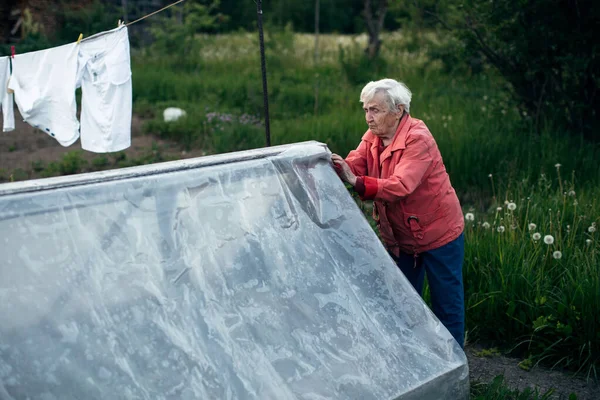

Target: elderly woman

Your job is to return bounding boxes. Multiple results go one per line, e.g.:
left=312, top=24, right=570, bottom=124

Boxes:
left=332, top=78, right=465, bottom=348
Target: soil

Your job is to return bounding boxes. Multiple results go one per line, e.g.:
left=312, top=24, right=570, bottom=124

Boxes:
left=466, top=345, right=599, bottom=399
left=0, top=110, right=206, bottom=181
left=0, top=109, right=598, bottom=399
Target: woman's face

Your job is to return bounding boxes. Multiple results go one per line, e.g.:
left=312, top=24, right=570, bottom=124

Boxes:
left=363, top=93, right=402, bottom=141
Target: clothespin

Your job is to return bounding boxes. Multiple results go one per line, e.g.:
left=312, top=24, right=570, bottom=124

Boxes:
left=117, top=19, right=123, bottom=27
left=76, top=33, right=83, bottom=44
left=10, top=46, right=15, bottom=59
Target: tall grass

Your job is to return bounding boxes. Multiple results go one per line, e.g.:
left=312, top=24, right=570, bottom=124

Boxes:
left=464, top=169, right=599, bottom=376
left=132, top=30, right=599, bottom=375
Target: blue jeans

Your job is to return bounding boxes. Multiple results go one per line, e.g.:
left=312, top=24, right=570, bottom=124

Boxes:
left=393, top=233, right=465, bottom=348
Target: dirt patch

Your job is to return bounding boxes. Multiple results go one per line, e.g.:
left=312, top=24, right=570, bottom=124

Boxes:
left=466, top=345, right=599, bottom=399
left=0, top=108, right=205, bottom=180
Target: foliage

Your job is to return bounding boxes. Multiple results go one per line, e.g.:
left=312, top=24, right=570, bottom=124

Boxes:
left=55, top=1, right=121, bottom=44
left=338, top=44, right=388, bottom=85
left=216, top=0, right=377, bottom=34
left=438, top=0, right=599, bottom=141
left=462, top=168, right=599, bottom=376
left=470, top=375, right=555, bottom=400
left=147, top=0, right=228, bottom=68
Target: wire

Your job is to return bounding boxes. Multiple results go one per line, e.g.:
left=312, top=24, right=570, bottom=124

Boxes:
left=125, top=0, right=187, bottom=27
left=80, top=0, right=186, bottom=43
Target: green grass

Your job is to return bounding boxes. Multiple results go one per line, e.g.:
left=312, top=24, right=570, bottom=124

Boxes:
left=463, top=170, right=599, bottom=377
left=470, top=375, right=557, bottom=400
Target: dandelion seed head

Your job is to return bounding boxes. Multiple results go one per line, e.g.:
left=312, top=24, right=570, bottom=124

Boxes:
left=507, top=202, right=517, bottom=211
left=504, top=200, right=509, bottom=205
left=568, top=190, right=576, bottom=197
left=488, top=174, right=493, bottom=178
left=497, top=207, right=503, bottom=211
left=544, top=235, right=554, bottom=245
left=483, top=95, right=488, bottom=101
left=552, top=251, right=562, bottom=259
left=528, top=223, right=537, bottom=231
left=482, top=222, right=491, bottom=229
left=586, top=239, right=592, bottom=245
left=555, top=163, right=561, bottom=169
left=589, top=226, right=597, bottom=233
left=497, top=225, right=505, bottom=233
left=532, top=232, right=541, bottom=241
left=465, top=213, right=475, bottom=221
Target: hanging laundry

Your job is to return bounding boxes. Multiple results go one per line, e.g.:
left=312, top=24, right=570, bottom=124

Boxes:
left=0, top=56, right=15, bottom=132
left=8, top=43, right=80, bottom=146
left=76, top=26, right=132, bottom=153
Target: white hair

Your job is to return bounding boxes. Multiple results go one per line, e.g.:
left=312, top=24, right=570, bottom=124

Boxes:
left=360, top=79, right=412, bottom=114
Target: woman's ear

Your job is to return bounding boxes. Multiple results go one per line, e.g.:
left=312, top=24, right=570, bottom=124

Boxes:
left=398, top=104, right=405, bottom=116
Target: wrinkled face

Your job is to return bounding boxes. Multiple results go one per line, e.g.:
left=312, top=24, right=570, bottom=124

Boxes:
left=363, top=93, right=403, bottom=140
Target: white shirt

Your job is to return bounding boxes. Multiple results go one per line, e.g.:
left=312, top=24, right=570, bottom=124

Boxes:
left=0, top=56, right=15, bottom=132
left=76, top=26, right=132, bottom=153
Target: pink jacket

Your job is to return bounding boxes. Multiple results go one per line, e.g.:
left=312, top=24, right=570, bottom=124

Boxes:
left=346, top=114, right=464, bottom=256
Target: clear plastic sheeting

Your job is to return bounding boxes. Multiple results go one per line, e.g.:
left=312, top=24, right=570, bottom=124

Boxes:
left=0, top=142, right=468, bottom=399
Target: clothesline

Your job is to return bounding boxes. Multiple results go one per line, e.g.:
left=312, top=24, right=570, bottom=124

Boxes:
left=5, top=0, right=187, bottom=52
left=7, top=0, right=187, bottom=56
left=80, top=0, right=187, bottom=43
left=126, top=0, right=187, bottom=27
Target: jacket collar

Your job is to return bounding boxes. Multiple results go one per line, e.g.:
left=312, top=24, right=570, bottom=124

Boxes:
left=365, top=113, right=411, bottom=151
left=366, top=113, right=411, bottom=166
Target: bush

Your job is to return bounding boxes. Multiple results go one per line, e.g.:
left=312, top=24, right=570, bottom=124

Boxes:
left=338, top=45, right=388, bottom=86
left=448, top=0, right=600, bottom=141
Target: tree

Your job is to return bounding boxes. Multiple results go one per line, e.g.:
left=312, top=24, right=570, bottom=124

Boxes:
left=148, top=0, right=228, bottom=64
left=363, top=0, right=388, bottom=59
left=434, top=0, right=600, bottom=140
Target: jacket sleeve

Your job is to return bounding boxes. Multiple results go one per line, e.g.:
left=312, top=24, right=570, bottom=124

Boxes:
left=345, top=139, right=369, bottom=177
left=361, top=135, right=433, bottom=202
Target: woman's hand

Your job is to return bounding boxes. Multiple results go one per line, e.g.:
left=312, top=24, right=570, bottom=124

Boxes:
left=331, top=154, right=357, bottom=186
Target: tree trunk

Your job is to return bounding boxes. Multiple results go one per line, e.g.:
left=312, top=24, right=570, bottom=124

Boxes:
left=363, top=0, right=388, bottom=59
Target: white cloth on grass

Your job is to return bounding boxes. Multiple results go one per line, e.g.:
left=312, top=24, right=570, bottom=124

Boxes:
left=8, top=43, right=80, bottom=146
left=76, top=26, right=132, bottom=153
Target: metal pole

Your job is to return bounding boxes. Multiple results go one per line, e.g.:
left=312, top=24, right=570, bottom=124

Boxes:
left=256, top=0, right=271, bottom=147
